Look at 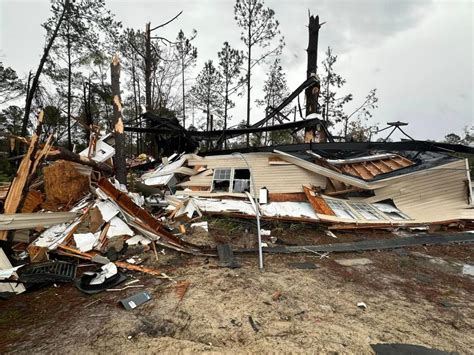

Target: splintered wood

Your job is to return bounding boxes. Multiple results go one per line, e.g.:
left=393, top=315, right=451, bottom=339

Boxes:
left=303, top=185, right=335, bottom=216
left=0, top=111, right=44, bottom=240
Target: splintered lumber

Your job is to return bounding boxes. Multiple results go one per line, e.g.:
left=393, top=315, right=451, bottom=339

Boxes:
left=43, top=160, right=91, bottom=208
left=46, top=146, right=113, bottom=174
left=303, top=185, right=335, bottom=216
left=0, top=112, right=44, bottom=240
left=114, top=261, right=165, bottom=277
left=8, top=134, right=114, bottom=174
left=56, top=244, right=166, bottom=277
left=97, top=178, right=198, bottom=249
left=21, top=190, right=44, bottom=213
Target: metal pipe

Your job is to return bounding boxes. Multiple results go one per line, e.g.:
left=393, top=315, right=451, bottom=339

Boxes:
left=232, top=152, right=264, bottom=270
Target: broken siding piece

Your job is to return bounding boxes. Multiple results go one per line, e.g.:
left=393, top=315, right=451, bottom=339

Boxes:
left=274, top=150, right=381, bottom=190
left=0, top=212, right=77, bottom=231
left=97, top=178, right=200, bottom=250
left=0, top=248, right=26, bottom=295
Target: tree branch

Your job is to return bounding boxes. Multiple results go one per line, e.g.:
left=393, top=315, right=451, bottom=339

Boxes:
left=150, top=11, right=183, bottom=32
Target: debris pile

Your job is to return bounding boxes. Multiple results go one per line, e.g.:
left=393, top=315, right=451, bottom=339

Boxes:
left=0, top=116, right=205, bottom=301
left=1, top=111, right=474, bottom=306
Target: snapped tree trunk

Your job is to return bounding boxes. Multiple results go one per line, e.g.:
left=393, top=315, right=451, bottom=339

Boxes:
left=304, top=14, right=324, bottom=143
left=21, top=0, right=68, bottom=137
left=111, top=55, right=127, bottom=185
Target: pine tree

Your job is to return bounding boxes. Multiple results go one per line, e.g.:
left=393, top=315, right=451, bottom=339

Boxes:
left=217, top=42, right=243, bottom=135
left=0, top=63, right=24, bottom=105
left=234, top=0, right=284, bottom=146
left=42, top=0, right=120, bottom=149
left=320, top=47, right=378, bottom=140
left=256, top=58, right=291, bottom=144
left=174, top=29, right=198, bottom=128
left=190, top=60, right=224, bottom=134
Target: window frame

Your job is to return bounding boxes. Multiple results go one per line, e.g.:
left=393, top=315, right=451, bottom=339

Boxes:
left=324, top=197, right=411, bottom=222
left=211, top=167, right=252, bottom=194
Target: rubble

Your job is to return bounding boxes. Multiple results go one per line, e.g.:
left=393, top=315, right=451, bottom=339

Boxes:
left=0, top=107, right=473, bottom=334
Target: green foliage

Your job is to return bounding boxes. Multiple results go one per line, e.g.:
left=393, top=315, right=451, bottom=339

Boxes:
left=444, top=133, right=462, bottom=144
left=42, top=0, right=121, bottom=147
left=0, top=62, right=25, bottom=104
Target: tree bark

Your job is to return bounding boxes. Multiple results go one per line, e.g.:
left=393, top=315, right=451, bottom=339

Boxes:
left=144, top=23, right=152, bottom=113
left=181, top=55, right=186, bottom=128
left=131, top=56, right=139, bottom=155
left=111, top=54, right=127, bottom=185
left=224, top=79, right=229, bottom=149
left=66, top=21, right=72, bottom=150
left=21, top=0, right=68, bottom=138
left=304, top=14, right=324, bottom=143
left=246, top=34, right=251, bottom=147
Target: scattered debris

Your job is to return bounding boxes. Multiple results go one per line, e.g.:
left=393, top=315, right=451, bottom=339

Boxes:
left=357, top=302, right=367, bottom=310
left=371, top=343, right=452, bottom=355
left=287, top=261, right=319, bottom=269
left=190, top=221, right=208, bottom=232
left=462, top=264, right=474, bottom=277
left=120, top=291, right=152, bottom=310
left=248, top=315, right=260, bottom=332
left=217, top=243, right=240, bottom=269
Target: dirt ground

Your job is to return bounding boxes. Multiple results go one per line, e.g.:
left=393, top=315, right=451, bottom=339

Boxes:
left=1, top=220, right=473, bottom=354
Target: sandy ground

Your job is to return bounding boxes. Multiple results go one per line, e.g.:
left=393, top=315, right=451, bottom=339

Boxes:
left=1, top=221, right=473, bottom=354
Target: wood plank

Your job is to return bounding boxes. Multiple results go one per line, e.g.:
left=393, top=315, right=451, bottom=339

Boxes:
left=268, top=192, right=306, bottom=202
left=303, top=185, right=335, bottom=216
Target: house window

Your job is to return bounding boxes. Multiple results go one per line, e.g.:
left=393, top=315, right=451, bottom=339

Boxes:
left=212, top=168, right=251, bottom=193
left=326, top=199, right=357, bottom=219
left=373, top=203, right=410, bottom=220
left=212, top=168, right=231, bottom=192
left=233, top=169, right=251, bottom=193
left=349, top=202, right=385, bottom=221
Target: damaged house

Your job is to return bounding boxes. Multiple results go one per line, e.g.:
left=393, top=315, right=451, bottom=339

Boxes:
left=141, top=148, right=473, bottom=228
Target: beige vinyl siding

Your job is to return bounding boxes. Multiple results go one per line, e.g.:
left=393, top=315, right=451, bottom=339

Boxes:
left=179, top=170, right=213, bottom=188
left=186, top=153, right=327, bottom=193
left=362, top=159, right=474, bottom=222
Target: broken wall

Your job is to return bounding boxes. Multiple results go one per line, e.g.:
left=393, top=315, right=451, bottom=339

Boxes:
left=184, top=153, right=327, bottom=194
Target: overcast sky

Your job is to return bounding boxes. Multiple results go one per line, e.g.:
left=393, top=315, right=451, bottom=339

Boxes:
left=1, top=0, right=473, bottom=141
